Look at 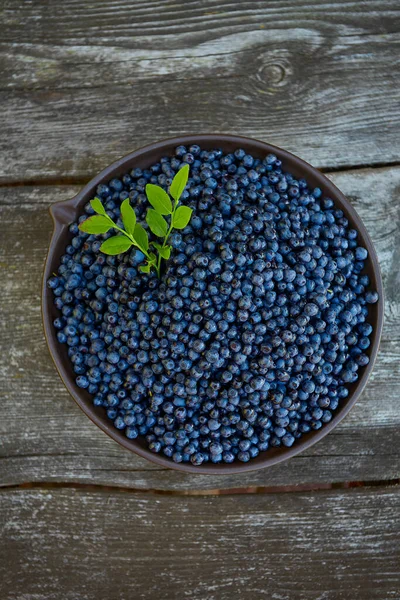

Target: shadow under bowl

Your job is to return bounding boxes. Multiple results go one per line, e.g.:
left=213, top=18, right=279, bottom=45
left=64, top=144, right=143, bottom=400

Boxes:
left=42, top=134, right=384, bottom=474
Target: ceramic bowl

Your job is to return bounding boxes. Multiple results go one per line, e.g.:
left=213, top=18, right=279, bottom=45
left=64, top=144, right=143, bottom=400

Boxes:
left=42, top=135, right=384, bottom=474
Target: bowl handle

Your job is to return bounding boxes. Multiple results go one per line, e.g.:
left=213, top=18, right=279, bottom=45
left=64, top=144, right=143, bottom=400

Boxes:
left=49, top=195, right=82, bottom=230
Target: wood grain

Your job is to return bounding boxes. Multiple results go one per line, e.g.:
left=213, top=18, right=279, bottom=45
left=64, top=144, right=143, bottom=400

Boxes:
left=2, top=2, right=399, bottom=594
left=1, top=166, right=399, bottom=490
left=0, top=1, right=399, bottom=181
left=1, top=486, right=399, bottom=599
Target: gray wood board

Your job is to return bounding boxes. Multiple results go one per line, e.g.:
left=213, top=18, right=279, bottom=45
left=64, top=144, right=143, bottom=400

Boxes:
left=0, top=165, right=399, bottom=490
left=0, top=1, right=399, bottom=181
left=1, top=486, right=399, bottom=600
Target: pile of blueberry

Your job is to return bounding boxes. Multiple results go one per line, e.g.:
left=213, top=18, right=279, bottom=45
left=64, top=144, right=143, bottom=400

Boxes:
left=48, top=145, right=379, bottom=466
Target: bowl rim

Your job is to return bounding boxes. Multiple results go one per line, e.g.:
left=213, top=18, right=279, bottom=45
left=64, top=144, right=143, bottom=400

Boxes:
left=42, top=133, right=384, bottom=474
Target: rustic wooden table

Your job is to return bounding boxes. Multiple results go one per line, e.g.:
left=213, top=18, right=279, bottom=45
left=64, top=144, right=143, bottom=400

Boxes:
left=1, top=1, right=399, bottom=598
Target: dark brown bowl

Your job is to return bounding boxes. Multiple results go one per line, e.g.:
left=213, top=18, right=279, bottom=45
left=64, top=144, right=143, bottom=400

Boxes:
left=42, top=134, right=384, bottom=474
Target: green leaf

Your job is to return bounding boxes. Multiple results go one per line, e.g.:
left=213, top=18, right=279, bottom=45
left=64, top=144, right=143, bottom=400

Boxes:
left=152, top=242, right=170, bottom=260
left=169, top=164, right=190, bottom=202
left=78, top=215, right=112, bottom=234
left=90, top=197, right=107, bottom=216
left=145, top=184, right=173, bottom=215
left=158, top=245, right=171, bottom=259
left=146, top=209, right=168, bottom=237
left=133, top=223, right=149, bottom=252
left=100, top=235, right=133, bottom=255
left=139, top=264, right=151, bottom=273
left=172, top=205, right=192, bottom=229
left=120, top=198, right=136, bottom=235
left=152, top=242, right=169, bottom=257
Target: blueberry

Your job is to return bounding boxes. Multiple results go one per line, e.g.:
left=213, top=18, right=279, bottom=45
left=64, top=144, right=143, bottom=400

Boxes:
left=109, top=178, right=123, bottom=192
left=130, top=249, right=145, bottom=265
left=358, top=337, right=371, bottom=350
left=114, top=416, right=126, bottom=430
left=76, top=376, right=89, bottom=388
left=145, top=300, right=158, bottom=314
left=242, top=155, right=254, bottom=168
left=210, top=442, right=223, bottom=455
left=47, top=276, right=59, bottom=289
left=355, top=353, right=369, bottom=367
left=365, top=291, right=379, bottom=304
left=191, top=452, right=205, bottom=466
left=96, top=184, right=111, bottom=198
left=223, top=451, right=235, bottom=463
left=107, top=352, right=120, bottom=365
left=208, top=419, right=221, bottom=431
left=304, top=303, right=319, bottom=317
left=355, top=247, right=368, bottom=261
left=209, top=258, right=222, bottom=274
left=238, top=451, right=250, bottom=462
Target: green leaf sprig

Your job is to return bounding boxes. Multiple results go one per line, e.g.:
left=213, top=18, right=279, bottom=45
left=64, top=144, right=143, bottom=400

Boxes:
left=145, top=164, right=192, bottom=277
left=78, top=164, right=192, bottom=277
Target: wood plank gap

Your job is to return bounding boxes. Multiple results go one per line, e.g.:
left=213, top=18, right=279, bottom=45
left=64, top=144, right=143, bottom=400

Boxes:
left=0, top=176, right=90, bottom=189
left=321, top=160, right=400, bottom=174
left=2, top=478, right=399, bottom=497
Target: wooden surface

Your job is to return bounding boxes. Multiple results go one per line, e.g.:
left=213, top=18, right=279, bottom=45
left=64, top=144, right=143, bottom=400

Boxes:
left=1, top=486, right=400, bottom=600
left=1, top=1, right=399, bottom=598
left=1, top=0, right=400, bottom=182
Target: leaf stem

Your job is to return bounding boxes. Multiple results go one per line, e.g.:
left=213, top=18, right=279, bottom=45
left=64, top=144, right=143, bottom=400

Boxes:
left=110, top=220, right=152, bottom=260
left=156, top=198, right=178, bottom=276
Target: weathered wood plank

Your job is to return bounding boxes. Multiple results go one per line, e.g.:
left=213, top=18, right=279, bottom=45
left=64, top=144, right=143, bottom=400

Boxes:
left=0, top=165, right=399, bottom=489
left=3, top=2, right=399, bottom=91
left=1, top=486, right=399, bottom=599
left=0, top=1, right=399, bottom=181
left=3, top=0, right=399, bottom=48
